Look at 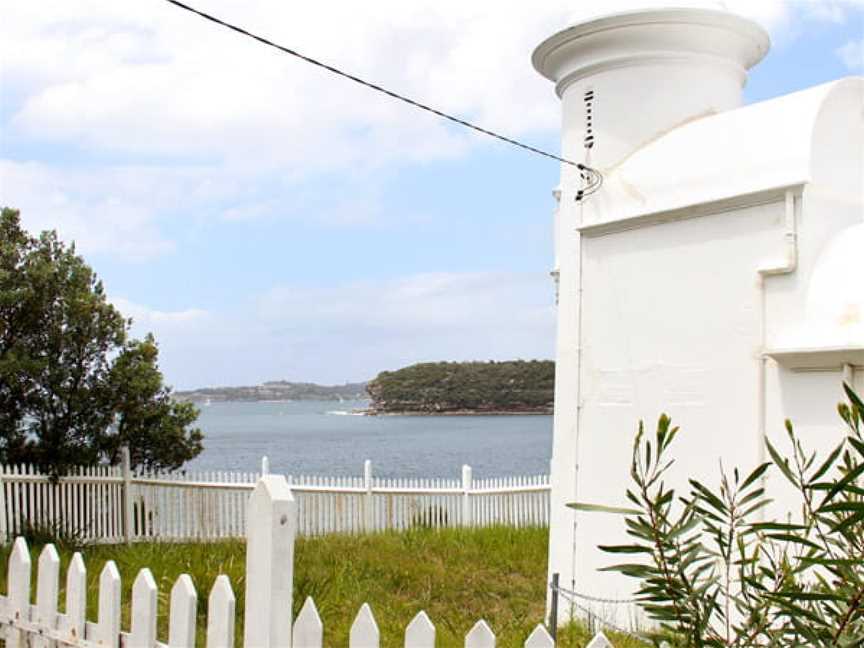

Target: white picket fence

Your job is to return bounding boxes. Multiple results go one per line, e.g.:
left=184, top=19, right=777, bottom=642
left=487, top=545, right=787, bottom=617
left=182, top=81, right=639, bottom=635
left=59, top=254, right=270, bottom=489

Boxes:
left=0, top=455, right=550, bottom=543
left=0, top=475, right=617, bottom=648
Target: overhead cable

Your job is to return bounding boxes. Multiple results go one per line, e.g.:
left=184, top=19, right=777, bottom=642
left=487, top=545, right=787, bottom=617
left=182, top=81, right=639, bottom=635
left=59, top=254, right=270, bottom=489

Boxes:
left=160, top=0, right=603, bottom=196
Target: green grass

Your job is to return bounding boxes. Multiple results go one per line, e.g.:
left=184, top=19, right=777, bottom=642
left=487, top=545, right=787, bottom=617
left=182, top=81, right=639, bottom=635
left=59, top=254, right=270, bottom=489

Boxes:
left=0, top=526, right=648, bottom=647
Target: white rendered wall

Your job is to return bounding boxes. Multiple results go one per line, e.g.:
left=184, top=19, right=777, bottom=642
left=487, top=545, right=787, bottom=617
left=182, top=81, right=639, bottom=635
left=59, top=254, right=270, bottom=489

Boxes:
left=551, top=200, right=861, bottom=608
left=542, top=7, right=770, bottom=604
left=762, top=80, right=864, bottom=524
left=546, top=176, right=582, bottom=607
left=540, top=9, right=863, bottom=613
left=559, top=63, right=743, bottom=169
left=767, top=80, right=864, bottom=353
left=565, top=201, right=782, bottom=600
left=547, top=109, right=863, bottom=616
left=547, top=107, right=863, bottom=611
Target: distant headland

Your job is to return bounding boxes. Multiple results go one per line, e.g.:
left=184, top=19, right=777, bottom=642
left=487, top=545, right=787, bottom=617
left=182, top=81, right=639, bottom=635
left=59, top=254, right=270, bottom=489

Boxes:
left=175, top=361, right=556, bottom=414
left=174, top=380, right=368, bottom=403
left=364, top=360, right=554, bottom=416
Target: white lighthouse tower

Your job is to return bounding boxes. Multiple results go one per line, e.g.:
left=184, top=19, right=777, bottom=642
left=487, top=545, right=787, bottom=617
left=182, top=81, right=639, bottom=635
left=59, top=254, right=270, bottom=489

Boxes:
left=533, top=5, right=864, bottom=617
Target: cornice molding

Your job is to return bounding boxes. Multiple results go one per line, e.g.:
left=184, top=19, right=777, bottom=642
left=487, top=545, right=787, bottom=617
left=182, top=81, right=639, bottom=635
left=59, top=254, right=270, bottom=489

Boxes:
left=554, top=52, right=747, bottom=98
left=576, top=184, right=804, bottom=238
left=532, top=8, right=769, bottom=86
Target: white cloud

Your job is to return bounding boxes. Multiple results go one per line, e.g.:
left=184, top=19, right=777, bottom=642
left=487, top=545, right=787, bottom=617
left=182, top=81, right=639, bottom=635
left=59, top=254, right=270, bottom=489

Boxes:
left=0, top=160, right=177, bottom=260
left=801, top=0, right=863, bottom=23
left=1, top=0, right=857, bottom=262
left=3, top=0, right=838, bottom=171
left=111, top=297, right=209, bottom=330
left=257, top=272, right=552, bottom=331
left=2, top=0, right=562, bottom=172
left=4, top=0, right=855, bottom=385
left=837, top=37, right=864, bottom=71
left=129, top=271, right=556, bottom=389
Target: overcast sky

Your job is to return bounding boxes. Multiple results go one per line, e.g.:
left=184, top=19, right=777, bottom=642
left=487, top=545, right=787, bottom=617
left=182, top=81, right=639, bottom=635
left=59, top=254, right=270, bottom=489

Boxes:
left=1, top=0, right=862, bottom=389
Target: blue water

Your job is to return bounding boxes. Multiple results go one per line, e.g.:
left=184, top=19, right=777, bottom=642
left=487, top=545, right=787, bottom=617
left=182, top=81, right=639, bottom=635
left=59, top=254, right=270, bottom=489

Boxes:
left=187, top=400, right=553, bottom=479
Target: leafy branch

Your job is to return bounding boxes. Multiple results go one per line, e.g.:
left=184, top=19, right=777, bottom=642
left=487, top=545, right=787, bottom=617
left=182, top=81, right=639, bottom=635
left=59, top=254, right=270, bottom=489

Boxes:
left=581, top=384, right=864, bottom=646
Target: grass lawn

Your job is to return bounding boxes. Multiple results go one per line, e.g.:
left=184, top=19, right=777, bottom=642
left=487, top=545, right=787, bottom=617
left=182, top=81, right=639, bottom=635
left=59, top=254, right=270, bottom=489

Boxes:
left=0, top=526, right=647, bottom=647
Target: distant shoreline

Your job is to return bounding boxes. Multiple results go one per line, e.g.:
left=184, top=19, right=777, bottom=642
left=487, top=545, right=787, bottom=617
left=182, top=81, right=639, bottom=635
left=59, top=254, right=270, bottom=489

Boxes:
left=188, top=400, right=551, bottom=416
left=179, top=398, right=369, bottom=404
left=174, top=380, right=368, bottom=403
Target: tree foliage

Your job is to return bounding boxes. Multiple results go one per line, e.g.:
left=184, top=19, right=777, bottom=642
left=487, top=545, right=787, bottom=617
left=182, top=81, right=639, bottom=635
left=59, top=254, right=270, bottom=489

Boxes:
left=0, top=207, right=202, bottom=475
left=584, top=384, right=864, bottom=646
left=366, top=360, right=554, bottom=414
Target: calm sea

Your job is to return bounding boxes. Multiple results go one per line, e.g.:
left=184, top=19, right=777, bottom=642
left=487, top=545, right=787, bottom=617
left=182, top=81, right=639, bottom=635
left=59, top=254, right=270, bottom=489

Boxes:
left=187, top=400, right=553, bottom=479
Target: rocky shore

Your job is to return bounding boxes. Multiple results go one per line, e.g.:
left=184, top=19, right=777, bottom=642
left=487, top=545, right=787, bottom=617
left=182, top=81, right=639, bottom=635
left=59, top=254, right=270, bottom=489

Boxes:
left=360, top=408, right=552, bottom=416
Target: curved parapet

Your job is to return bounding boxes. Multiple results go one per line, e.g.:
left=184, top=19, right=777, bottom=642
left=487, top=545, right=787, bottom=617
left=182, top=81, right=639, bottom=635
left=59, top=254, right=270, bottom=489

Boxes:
left=581, top=77, right=863, bottom=233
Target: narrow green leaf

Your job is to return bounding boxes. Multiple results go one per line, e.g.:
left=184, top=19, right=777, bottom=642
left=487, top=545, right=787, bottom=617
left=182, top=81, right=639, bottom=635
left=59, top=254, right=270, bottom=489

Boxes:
left=820, top=461, right=864, bottom=505
left=817, top=501, right=864, bottom=515
left=829, top=509, right=864, bottom=535
left=764, top=533, right=821, bottom=550
left=808, top=442, right=844, bottom=484
left=843, top=382, right=864, bottom=413
left=567, top=501, right=641, bottom=515
left=598, top=544, right=653, bottom=554
left=740, top=462, right=771, bottom=490
left=848, top=436, right=864, bottom=459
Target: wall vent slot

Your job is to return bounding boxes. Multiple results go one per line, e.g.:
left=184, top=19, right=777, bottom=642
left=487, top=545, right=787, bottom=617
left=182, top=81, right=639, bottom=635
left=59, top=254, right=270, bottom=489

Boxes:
left=583, top=89, right=595, bottom=150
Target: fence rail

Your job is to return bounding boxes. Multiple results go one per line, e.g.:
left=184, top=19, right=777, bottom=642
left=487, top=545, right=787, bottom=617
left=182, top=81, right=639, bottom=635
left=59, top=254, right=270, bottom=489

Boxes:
left=0, top=455, right=550, bottom=543
left=0, top=474, right=616, bottom=648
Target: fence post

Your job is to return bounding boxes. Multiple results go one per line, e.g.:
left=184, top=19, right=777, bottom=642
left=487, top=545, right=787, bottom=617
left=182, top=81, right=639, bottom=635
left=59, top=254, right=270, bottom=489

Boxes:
left=244, top=474, right=296, bottom=648
left=0, top=467, right=7, bottom=543
left=549, top=572, right=559, bottom=641
left=121, top=447, right=133, bottom=545
left=363, top=459, right=373, bottom=532
left=461, top=465, right=472, bottom=527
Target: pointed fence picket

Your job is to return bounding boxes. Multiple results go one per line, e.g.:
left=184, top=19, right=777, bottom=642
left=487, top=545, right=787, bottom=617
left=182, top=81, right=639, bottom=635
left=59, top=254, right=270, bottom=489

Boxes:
left=130, top=569, right=157, bottom=648
left=293, top=597, right=324, bottom=647
left=405, top=610, right=436, bottom=648
left=0, top=473, right=620, bottom=648
left=33, top=545, right=58, bottom=648
left=350, top=603, right=380, bottom=647
left=0, top=459, right=550, bottom=543
left=586, top=633, right=615, bottom=648
left=207, top=576, right=235, bottom=648
left=525, top=625, right=556, bottom=648
left=465, top=619, right=496, bottom=648
left=65, top=552, right=86, bottom=642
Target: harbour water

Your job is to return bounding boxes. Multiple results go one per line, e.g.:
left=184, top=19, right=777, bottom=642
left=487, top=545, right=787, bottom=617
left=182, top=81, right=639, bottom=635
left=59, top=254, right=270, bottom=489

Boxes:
left=187, top=400, right=553, bottom=479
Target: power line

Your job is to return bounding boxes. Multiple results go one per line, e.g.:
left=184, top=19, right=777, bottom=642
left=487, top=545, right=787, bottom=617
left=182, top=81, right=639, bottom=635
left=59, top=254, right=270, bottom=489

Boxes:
left=160, top=0, right=603, bottom=195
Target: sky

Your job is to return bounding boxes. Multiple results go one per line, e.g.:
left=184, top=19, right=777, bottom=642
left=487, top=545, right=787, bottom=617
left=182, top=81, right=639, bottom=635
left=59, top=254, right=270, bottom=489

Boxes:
left=1, top=0, right=862, bottom=390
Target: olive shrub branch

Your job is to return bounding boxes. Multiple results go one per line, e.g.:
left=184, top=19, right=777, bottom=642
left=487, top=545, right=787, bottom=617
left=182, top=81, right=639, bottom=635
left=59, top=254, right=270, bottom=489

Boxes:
left=573, top=384, right=864, bottom=646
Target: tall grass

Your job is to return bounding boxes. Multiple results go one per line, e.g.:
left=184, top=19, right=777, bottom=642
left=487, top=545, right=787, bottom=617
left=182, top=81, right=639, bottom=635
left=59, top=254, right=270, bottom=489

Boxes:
left=0, top=526, right=646, bottom=647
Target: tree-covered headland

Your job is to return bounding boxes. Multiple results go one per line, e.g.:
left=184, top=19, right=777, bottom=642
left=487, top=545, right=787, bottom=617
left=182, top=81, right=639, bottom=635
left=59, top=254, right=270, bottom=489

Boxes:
left=366, top=360, right=554, bottom=415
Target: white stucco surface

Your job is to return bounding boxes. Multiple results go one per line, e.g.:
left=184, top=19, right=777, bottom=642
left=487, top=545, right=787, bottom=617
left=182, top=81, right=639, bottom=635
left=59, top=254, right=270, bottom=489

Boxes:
left=534, top=5, right=864, bottom=622
left=598, top=81, right=845, bottom=225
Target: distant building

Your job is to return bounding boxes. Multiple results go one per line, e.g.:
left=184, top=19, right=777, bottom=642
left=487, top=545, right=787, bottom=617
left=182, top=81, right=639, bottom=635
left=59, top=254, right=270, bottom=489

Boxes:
left=532, top=5, right=863, bottom=616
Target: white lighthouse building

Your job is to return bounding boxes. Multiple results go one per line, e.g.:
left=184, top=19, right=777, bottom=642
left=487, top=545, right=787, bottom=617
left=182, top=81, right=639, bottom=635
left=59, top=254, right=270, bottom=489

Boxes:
left=533, top=5, right=864, bottom=613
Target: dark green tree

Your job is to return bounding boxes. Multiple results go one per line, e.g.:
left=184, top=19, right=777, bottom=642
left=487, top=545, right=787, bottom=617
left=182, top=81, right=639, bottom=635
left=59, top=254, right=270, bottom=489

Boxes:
left=0, top=207, right=202, bottom=474
left=103, top=334, right=202, bottom=471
